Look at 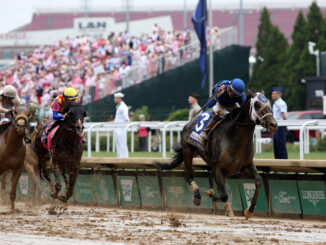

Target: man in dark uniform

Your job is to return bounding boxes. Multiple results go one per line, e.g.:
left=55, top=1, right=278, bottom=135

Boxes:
left=271, top=87, right=288, bottom=159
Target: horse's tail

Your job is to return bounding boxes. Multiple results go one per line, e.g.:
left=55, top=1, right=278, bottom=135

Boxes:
left=154, top=143, right=184, bottom=170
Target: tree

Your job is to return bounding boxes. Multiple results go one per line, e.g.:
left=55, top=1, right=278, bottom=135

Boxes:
left=249, top=7, right=288, bottom=97
left=282, top=11, right=307, bottom=110
left=133, top=106, right=151, bottom=121
left=167, top=109, right=189, bottom=121
left=255, top=7, right=273, bottom=59
left=249, top=8, right=273, bottom=90
left=257, top=25, right=288, bottom=96
left=300, top=2, right=325, bottom=77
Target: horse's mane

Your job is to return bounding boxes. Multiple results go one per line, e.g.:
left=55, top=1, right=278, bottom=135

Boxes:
left=62, top=102, right=81, bottom=114
left=226, top=94, right=252, bottom=120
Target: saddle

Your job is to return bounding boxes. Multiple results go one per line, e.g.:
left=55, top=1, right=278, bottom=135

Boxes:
left=187, top=108, right=241, bottom=152
left=187, top=110, right=223, bottom=151
left=41, top=121, right=60, bottom=150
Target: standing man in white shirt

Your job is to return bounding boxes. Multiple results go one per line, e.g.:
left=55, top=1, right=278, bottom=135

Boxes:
left=114, top=93, right=130, bottom=158
left=271, top=87, right=288, bottom=159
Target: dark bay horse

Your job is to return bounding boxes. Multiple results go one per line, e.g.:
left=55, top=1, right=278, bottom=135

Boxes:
left=35, top=102, right=86, bottom=203
left=0, top=106, right=30, bottom=211
left=155, top=91, right=277, bottom=219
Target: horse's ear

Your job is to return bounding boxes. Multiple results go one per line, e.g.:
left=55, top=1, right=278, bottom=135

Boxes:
left=83, top=110, right=87, bottom=118
left=247, top=89, right=256, bottom=98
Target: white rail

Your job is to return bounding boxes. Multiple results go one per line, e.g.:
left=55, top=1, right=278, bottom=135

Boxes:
left=84, top=119, right=326, bottom=159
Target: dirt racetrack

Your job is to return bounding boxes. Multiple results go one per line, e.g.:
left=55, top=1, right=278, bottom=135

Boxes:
left=0, top=202, right=326, bottom=244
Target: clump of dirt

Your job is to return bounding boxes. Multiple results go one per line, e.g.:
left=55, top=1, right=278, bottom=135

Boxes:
left=168, top=215, right=182, bottom=227
left=46, top=205, right=67, bottom=215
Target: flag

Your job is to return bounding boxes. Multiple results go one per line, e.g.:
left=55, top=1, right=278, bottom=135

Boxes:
left=192, top=0, right=207, bottom=88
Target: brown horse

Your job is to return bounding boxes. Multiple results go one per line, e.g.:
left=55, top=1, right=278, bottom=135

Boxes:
left=1, top=119, right=46, bottom=199
left=35, top=102, right=85, bottom=203
left=155, top=91, right=277, bottom=218
left=0, top=106, right=30, bottom=211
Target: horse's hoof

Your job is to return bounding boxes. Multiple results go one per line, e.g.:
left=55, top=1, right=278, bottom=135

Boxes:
left=193, top=197, right=201, bottom=206
left=244, top=208, right=253, bottom=219
left=224, top=202, right=234, bottom=217
left=227, top=210, right=234, bottom=217
left=205, top=189, right=215, bottom=196
left=58, top=196, right=67, bottom=203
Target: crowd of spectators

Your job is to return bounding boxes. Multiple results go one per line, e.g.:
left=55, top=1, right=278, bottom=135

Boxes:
left=0, top=24, right=197, bottom=115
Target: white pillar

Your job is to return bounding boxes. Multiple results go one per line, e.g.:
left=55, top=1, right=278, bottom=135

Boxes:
left=95, top=130, right=100, bottom=152
left=131, top=129, right=135, bottom=153
left=106, top=131, right=110, bottom=152
left=148, top=130, right=152, bottom=152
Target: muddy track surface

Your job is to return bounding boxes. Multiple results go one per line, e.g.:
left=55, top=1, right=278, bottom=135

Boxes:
left=0, top=202, right=326, bottom=244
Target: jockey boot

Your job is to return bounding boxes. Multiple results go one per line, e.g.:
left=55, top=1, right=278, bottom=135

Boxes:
left=201, top=114, right=221, bottom=142
left=42, top=120, right=61, bottom=144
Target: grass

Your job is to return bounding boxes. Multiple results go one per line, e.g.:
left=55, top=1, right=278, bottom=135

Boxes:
left=83, top=146, right=326, bottom=160
left=83, top=151, right=174, bottom=158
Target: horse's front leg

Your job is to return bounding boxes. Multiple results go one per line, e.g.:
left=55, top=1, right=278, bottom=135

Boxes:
left=58, top=169, right=78, bottom=203
left=184, top=147, right=201, bottom=206
left=241, top=163, right=263, bottom=219
left=1, top=171, right=8, bottom=197
left=51, top=165, right=61, bottom=199
left=212, top=166, right=234, bottom=217
left=205, top=171, right=219, bottom=202
left=10, top=169, right=22, bottom=211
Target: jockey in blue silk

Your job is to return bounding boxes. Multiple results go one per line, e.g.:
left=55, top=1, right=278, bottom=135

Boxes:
left=201, top=78, right=246, bottom=139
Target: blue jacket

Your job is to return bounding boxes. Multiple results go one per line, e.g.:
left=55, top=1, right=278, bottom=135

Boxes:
left=207, top=80, right=246, bottom=108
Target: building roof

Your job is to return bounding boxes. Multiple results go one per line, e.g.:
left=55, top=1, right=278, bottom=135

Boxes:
left=12, top=8, right=326, bottom=47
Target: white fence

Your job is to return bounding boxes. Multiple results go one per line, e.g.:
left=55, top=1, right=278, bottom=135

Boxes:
left=84, top=119, right=326, bottom=160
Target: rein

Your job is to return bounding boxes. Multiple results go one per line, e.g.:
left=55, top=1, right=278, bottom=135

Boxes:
left=11, top=113, right=28, bottom=128
left=230, top=100, right=256, bottom=126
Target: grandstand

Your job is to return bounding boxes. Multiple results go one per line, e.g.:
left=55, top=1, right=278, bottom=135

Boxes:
left=1, top=7, right=325, bottom=56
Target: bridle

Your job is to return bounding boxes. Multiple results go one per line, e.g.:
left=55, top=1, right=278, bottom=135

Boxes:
left=11, top=113, right=28, bottom=130
left=63, top=106, right=85, bottom=133
left=231, top=93, right=272, bottom=127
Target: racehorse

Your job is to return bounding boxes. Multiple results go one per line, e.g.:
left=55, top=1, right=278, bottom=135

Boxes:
left=155, top=91, right=277, bottom=219
left=0, top=106, right=30, bottom=211
left=1, top=122, right=45, bottom=199
left=35, top=102, right=86, bottom=203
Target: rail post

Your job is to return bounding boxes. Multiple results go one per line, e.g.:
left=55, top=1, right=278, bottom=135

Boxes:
left=299, top=120, right=318, bottom=160
left=87, top=123, right=104, bottom=158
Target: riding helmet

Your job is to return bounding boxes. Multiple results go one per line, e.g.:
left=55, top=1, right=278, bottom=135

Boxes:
left=29, top=102, right=38, bottom=113
left=229, top=78, right=245, bottom=97
left=63, top=87, right=78, bottom=101
left=3, top=85, right=17, bottom=98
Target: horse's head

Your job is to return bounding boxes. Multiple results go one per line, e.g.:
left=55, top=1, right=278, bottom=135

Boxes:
left=63, top=102, right=86, bottom=136
left=12, top=106, right=31, bottom=135
left=248, top=90, right=277, bottom=133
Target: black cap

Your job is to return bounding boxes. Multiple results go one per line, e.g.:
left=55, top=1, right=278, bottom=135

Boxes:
left=189, top=92, right=200, bottom=100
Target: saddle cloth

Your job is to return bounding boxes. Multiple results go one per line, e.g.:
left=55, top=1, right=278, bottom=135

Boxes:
left=187, top=110, right=215, bottom=151
left=41, top=121, right=59, bottom=150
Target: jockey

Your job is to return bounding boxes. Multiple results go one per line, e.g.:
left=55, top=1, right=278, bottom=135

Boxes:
left=0, top=85, right=22, bottom=123
left=42, top=87, right=79, bottom=143
left=201, top=78, right=246, bottom=139
left=52, top=87, right=79, bottom=121
left=29, top=102, right=40, bottom=124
